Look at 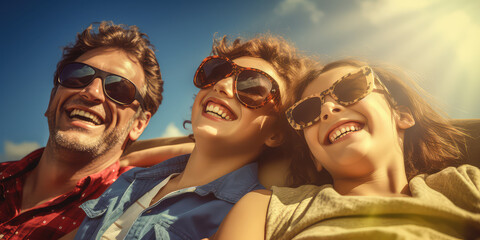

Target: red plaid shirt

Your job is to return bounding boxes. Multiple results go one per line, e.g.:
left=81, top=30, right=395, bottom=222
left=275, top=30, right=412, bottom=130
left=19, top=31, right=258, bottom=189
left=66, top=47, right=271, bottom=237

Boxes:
left=0, top=148, right=132, bottom=239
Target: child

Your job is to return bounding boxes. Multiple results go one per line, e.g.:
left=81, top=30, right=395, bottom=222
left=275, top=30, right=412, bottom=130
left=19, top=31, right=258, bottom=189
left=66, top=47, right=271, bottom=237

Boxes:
left=73, top=35, right=308, bottom=239
left=213, top=59, right=480, bottom=239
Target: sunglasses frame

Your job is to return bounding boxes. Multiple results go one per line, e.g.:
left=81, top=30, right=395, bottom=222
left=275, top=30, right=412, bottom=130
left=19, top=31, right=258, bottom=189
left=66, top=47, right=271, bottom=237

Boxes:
left=57, top=62, right=146, bottom=109
left=286, top=66, right=391, bottom=130
left=194, top=55, right=281, bottom=109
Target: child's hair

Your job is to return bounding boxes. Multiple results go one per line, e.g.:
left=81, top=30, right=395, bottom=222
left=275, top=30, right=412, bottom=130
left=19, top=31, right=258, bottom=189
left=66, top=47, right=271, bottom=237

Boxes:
left=212, top=34, right=311, bottom=111
left=287, top=59, right=468, bottom=186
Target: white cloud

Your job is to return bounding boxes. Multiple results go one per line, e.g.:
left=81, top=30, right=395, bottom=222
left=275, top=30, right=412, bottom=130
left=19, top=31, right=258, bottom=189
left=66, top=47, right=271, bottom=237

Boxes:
left=275, top=0, right=324, bottom=23
left=3, top=141, right=41, bottom=161
left=360, top=0, right=434, bottom=24
left=160, top=123, right=185, bottom=138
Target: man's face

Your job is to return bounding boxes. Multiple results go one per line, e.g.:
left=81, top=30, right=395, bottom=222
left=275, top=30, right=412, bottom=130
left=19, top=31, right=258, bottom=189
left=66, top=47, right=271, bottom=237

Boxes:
left=45, top=48, right=150, bottom=158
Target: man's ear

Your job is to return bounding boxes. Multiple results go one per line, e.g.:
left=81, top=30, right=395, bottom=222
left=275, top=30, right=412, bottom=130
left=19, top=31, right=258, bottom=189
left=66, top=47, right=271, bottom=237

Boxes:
left=395, top=105, right=415, bottom=130
left=264, top=131, right=285, bottom=148
left=128, top=111, right=152, bottom=141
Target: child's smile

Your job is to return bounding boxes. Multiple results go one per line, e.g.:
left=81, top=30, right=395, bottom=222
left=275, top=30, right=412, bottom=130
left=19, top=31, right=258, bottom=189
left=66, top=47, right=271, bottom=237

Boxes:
left=203, top=99, right=237, bottom=121
left=326, top=121, right=364, bottom=144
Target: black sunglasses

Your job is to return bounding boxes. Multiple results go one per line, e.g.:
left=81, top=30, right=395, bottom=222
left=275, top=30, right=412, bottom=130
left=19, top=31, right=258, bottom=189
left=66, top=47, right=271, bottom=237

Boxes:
left=57, top=62, right=145, bottom=108
left=194, top=56, right=280, bottom=109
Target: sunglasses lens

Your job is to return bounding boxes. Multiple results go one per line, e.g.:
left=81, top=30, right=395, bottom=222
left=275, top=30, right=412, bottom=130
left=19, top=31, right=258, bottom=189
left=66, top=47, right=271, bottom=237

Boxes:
left=195, top=58, right=233, bottom=88
left=59, top=63, right=95, bottom=87
left=236, top=71, right=273, bottom=107
left=104, top=76, right=136, bottom=104
left=333, top=71, right=369, bottom=103
left=292, top=97, right=323, bottom=126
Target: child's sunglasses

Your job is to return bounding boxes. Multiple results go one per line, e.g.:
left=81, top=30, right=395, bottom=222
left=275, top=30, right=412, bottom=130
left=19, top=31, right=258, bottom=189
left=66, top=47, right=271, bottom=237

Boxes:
left=194, top=56, right=280, bottom=109
left=286, top=66, right=391, bottom=130
left=57, top=62, right=145, bottom=108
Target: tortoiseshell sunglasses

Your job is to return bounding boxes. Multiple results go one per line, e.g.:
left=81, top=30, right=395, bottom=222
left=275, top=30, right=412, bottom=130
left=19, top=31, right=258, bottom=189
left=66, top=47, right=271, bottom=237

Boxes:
left=286, top=66, right=392, bottom=130
left=194, top=55, right=280, bottom=109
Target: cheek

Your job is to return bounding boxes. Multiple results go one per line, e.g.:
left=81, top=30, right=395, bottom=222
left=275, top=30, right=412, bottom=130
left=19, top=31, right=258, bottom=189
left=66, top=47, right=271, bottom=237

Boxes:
left=303, top=126, right=320, bottom=146
left=303, top=126, right=323, bottom=155
left=303, top=126, right=328, bottom=170
left=191, top=90, right=207, bottom=123
left=47, top=88, right=72, bottom=112
left=252, top=114, right=277, bottom=136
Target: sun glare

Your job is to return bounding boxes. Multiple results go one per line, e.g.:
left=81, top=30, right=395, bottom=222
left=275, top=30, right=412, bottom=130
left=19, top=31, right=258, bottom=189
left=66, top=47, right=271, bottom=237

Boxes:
left=359, top=0, right=480, bottom=117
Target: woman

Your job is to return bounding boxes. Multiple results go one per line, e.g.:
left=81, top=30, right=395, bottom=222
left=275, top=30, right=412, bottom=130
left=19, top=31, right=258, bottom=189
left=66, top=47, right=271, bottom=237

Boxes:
left=213, top=59, right=480, bottom=239
left=73, top=35, right=309, bottom=240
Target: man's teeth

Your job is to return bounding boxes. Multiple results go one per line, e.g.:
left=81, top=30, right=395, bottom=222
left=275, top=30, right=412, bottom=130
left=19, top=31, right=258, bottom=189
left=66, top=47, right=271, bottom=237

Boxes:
left=330, top=125, right=360, bottom=143
left=206, top=103, right=231, bottom=120
left=70, top=109, right=101, bottom=125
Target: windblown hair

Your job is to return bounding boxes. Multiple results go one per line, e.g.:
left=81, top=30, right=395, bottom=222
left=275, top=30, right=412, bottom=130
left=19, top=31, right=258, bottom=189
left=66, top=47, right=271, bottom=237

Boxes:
left=212, top=34, right=313, bottom=109
left=288, top=59, right=467, bottom=185
left=54, top=21, right=163, bottom=115
left=211, top=34, right=315, bottom=165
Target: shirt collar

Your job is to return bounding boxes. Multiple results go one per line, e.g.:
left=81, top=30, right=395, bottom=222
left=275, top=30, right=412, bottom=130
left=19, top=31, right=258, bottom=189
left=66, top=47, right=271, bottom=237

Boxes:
left=129, top=154, right=262, bottom=204
left=131, top=154, right=190, bottom=180
left=0, top=147, right=131, bottom=201
left=195, top=162, right=261, bottom=203
left=0, top=148, right=43, bottom=182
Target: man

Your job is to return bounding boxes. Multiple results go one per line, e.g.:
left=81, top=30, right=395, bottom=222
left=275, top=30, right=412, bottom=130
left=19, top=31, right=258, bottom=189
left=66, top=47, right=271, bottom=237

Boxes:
left=0, top=21, right=164, bottom=239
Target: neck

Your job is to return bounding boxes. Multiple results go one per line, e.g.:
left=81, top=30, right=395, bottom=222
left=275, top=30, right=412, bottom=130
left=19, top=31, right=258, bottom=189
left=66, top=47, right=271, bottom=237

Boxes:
left=333, top=155, right=410, bottom=197
left=21, top=140, right=122, bottom=210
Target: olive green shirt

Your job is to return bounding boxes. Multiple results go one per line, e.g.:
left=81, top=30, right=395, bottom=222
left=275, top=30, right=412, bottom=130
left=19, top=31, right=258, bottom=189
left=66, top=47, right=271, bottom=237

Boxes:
left=267, top=165, right=480, bottom=240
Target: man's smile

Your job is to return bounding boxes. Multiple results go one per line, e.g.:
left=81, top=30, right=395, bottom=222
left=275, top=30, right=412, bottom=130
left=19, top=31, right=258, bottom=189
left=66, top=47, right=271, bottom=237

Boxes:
left=65, top=107, right=105, bottom=126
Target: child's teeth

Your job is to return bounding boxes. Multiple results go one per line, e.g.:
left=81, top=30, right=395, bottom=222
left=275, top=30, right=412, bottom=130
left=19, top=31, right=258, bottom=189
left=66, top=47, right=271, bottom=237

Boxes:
left=330, top=124, right=363, bottom=143
left=205, top=102, right=232, bottom=121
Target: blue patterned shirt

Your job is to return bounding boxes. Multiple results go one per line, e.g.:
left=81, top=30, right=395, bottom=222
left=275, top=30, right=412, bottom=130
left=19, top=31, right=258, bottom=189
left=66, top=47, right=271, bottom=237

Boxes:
left=75, top=154, right=263, bottom=239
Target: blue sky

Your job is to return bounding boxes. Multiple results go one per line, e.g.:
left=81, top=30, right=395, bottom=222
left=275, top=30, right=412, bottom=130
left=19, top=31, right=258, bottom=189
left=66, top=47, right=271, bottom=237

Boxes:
left=1, top=0, right=479, bottom=162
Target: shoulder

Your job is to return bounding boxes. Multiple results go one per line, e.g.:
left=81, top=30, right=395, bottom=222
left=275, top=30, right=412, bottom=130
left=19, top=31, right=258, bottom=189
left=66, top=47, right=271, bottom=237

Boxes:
left=426, top=164, right=480, bottom=185
left=420, top=165, right=480, bottom=211
left=226, top=189, right=272, bottom=216
left=212, top=190, right=272, bottom=240
left=238, top=189, right=272, bottom=205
